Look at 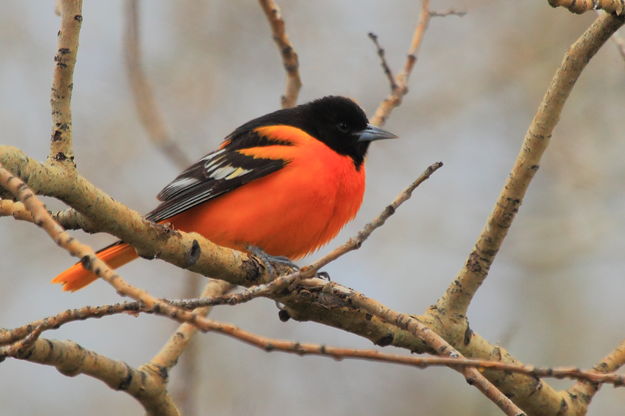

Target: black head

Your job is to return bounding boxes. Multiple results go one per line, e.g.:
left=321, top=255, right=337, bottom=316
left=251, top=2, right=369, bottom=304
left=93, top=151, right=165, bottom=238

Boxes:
left=231, top=96, right=397, bottom=169
left=301, top=96, right=397, bottom=168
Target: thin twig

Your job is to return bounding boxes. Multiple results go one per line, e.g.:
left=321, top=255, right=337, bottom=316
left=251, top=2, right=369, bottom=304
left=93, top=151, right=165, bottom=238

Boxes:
left=124, top=0, right=191, bottom=169
left=149, top=280, right=233, bottom=371
left=306, top=161, right=443, bottom=274
left=188, top=161, right=444, bottom=303
left=0, top=303, right=140, bottom=345
left=368, top=32, right=397, bottom=91
left=370, top=0, right=431, bottom=127
left=49, top=0, right=82, bottom=165
left=429, top=8, right=466, bottom=18
left=437, top=13, right=625, bottom=316
left=258, top=0, right=302, bottom=108
left=167, top=161, right=443, bottom=304
left=3, top=307, right=625, bottom=389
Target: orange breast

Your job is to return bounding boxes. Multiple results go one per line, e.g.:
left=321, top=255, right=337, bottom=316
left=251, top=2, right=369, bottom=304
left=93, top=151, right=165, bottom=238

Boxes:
left=168, top=125, right=366, bottom=258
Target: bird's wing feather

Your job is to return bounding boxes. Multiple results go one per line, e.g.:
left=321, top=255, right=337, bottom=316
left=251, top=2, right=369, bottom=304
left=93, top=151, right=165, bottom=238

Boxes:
left=146, top=131, right=289, bottom=222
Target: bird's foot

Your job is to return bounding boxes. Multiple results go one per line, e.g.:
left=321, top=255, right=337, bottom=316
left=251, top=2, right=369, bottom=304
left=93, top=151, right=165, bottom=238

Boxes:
left=316, top=271, right=331, bottom=281
left=247, top=245, right=299, bottom=277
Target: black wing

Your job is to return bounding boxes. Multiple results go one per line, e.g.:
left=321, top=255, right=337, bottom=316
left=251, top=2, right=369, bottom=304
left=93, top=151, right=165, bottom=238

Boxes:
left=146, top=130, right=289, bottom=223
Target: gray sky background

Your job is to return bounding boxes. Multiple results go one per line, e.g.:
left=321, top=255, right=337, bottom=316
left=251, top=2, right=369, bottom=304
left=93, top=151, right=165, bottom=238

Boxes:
left=1, top=1, right=625, bottom=415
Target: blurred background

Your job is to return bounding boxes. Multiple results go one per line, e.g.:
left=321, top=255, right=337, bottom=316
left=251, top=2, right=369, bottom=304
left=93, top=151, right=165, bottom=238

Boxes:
left=2, top=0, right=625, bottom=414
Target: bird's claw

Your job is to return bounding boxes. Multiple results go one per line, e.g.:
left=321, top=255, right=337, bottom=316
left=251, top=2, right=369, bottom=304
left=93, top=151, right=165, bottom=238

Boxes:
left=247, top=245, right=299, bottom=277
left=316, top=271, right=331, bottom=281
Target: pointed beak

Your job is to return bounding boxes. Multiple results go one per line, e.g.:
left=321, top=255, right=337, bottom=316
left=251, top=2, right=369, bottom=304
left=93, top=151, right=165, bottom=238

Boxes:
left=355, top=124, right=398, bottom=142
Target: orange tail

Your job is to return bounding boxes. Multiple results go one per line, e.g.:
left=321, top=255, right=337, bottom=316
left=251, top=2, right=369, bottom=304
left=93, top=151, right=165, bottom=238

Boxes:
left=51, top=242, right=138, bottom=291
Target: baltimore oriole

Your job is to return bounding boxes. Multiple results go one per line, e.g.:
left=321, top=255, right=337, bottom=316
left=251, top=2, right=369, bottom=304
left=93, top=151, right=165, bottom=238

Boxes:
left=52, top=96, right=397, bottom=291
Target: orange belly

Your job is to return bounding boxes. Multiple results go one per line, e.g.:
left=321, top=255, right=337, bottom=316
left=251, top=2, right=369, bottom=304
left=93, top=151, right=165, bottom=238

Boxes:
left=169, top=142, right=365, bottom=259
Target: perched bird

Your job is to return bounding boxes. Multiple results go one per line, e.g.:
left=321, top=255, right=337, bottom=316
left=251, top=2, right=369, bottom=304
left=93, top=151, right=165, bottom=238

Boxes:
left=53, top=96, right=397, bottom=291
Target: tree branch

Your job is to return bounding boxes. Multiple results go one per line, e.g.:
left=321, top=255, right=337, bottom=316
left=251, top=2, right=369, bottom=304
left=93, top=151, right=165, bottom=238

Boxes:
left=0, top=199, right=96, bottom=231
left=0, top=164, right=176, bottom=317
left=370, top=0, right=431, bottom=127
left=304, top=161, right=442, bottom=274
left=258, top=0, right=302, bottom=108
left=148, top=280, right=233, bottom=372
left=436, top=12, right=625, bottom=317
left=5, top=301, right=625, bottom=394
left=568, top=337, right=625, bottom=408
left=0, top=199, right=33, bottom=222
left=149, top=279, right=232, bottom=416
left=305, top=282, right=526, bottom=416
left=49, top=0, right=82, bottom=165
left=0, top=147, right=266, bottom=285
left=429, top=8, right=467, bottom=18
left=549, top=0, right=625, bottom=15
left=0, top=158, right=519, bottom=413
left=368, top=32, right=397, bottom=91
left=3, top=338, right=179, bottom=416
left=0, top=145, right=572, bottom=414
left=124, top=0, right=191, bottom=169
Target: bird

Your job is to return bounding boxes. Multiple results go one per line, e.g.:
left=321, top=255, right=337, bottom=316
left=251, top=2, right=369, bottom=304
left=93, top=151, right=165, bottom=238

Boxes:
left=52, top=96, right=397, bottom=291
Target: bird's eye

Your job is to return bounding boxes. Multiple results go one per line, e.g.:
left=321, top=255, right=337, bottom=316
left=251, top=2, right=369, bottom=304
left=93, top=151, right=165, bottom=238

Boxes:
left=336, top=121, right=349, bottom=133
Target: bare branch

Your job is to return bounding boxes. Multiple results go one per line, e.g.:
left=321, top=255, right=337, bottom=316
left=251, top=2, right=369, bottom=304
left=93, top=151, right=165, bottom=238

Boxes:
left=569, top=337, right=625, bottom=406
left=151, top=279, right=232, bottom=416
left=0, top=162, right=171, bottom=312
left=429, top=8, right=467, bottom=18
left=124, top=7, right=205, bottom=408
left=0, top=303, right=141, bottom=346
left=49, top=0, right=82, bottom=165
left=124, top=0, right=191, bottom=169
left=0, top=160, right=233, bottom=368
left=0, top=162, right=285, bottom=384
left=0, top=146, right=269, bottom=287
left=258, top=0, right=302, bottom=108
left=549, top=0, right=625, bottom=15
left=0, top=199, right=96, bottom=232
left=437, top=13, right=625, bottom=316
left=0, top=147, right=567, bottom=412
left=370, top=0, right=431, bottom=127
left=187, top=161, right=444, bottom=306
left=3, top=338, right=179, bottom=416
left=0, top=163, right=513, bottom=414
left=305, top=161, right=443, bottom=274
left=5, top=303, right=625, bottom=393
left=149, top=280, right=233, bottom=371
left=0, top=199, right=33, bottom=222
left=316, top=283, right=525, bottom=416
left=368, top=32, right=397, bottom=91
